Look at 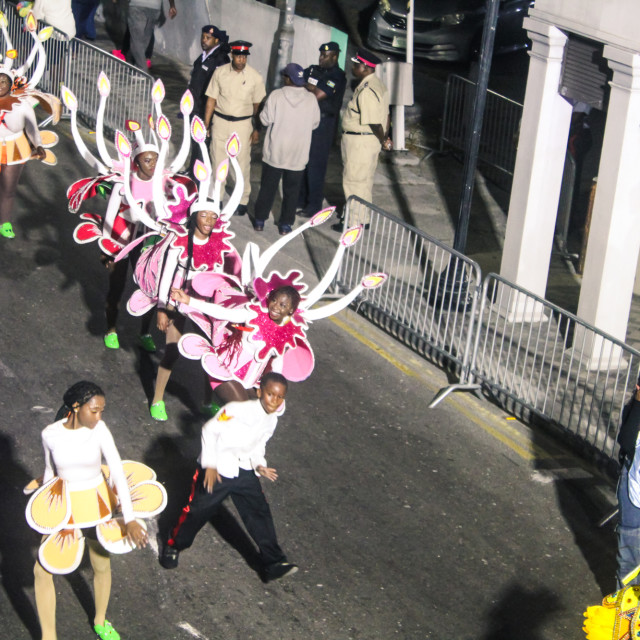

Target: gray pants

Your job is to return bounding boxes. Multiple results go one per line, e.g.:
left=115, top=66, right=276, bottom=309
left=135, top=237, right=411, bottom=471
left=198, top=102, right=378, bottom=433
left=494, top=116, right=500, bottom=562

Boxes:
left=127, top=6, right=159, bottom=70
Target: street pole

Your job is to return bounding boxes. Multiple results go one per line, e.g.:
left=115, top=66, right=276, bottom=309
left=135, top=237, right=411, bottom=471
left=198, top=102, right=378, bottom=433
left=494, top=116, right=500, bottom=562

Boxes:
left=452, top=0, right=500, bottom=253
left=391, top=0, right=414, bottom=151
left=274, top=0, right=296, bottom=88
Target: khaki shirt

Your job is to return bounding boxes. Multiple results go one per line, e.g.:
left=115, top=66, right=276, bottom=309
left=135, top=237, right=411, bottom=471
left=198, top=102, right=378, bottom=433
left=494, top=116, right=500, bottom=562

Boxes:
left=205, top=62, right=266, bottom=118
left=341, top=73, right=389, bottom=134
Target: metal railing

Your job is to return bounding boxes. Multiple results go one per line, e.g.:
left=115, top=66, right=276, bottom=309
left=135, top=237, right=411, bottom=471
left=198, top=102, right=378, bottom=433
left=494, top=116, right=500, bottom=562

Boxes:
left=466, top=274, right=640, bottom=464
left=337, top=198, right=638, bottom=469
left=440, top=74, right=523, bottom=190
left=338, top=197, right=483, bottom=379
left=0, top=1, right=153, bottom=137
left=66, top=38, right=154, bottom=136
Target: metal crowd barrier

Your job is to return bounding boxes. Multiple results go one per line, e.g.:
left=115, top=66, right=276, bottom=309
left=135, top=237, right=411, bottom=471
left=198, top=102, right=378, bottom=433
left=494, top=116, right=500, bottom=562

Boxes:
left=338, top=196, right=483, bottom=379
left=465, top=274, right=639, bottom=464
left=66, top=38, right=154, bottom=137
left=338, top=197, right=638, bottom=468
left=0, top=0, right=153, bottom=137
left=440, top=74, right=523, bottom=190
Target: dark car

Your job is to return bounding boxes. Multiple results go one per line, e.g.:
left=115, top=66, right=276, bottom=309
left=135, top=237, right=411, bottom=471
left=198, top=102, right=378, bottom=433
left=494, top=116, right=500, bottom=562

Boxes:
left=367, top=0, right=533, bottom=62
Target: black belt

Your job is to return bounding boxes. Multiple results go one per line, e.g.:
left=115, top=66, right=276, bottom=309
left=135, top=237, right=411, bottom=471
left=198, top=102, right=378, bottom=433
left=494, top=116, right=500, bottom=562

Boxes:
left=344, top=131, right=373, bottom=135
left=214, top=111, right=252, bottom=122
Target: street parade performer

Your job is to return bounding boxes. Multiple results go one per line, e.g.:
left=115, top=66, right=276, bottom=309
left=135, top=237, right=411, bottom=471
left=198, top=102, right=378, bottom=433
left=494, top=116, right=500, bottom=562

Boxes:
left=0, top=10, right=60, bottom=239
left=118, top=122, right=243, bottom=421
left=25, top=381, right=166, bottom=640
left=170, top=207, right=388, bottom=409
left=62, top=77, right=198, bottom=350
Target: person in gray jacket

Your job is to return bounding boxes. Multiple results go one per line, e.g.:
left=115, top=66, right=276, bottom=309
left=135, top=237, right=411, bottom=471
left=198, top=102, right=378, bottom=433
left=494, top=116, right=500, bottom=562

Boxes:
left=252, top=63, right=320, bottom=235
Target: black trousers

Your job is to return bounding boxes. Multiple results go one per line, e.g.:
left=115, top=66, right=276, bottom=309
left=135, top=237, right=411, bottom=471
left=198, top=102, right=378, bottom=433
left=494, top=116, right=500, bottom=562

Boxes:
left=254, top=162, right=304, bottom=227
left=298, top=116, right=336, bottom=215
left=168, top=467, right=286, bottom=567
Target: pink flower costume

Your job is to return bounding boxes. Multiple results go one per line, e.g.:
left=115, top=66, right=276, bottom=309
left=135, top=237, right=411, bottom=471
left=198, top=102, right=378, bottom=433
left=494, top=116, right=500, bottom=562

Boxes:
left=62, top=76, right=198, bottom=257
left=177, top=210, right=388, bottom=388
left=120, top=123, right=244, bottom=328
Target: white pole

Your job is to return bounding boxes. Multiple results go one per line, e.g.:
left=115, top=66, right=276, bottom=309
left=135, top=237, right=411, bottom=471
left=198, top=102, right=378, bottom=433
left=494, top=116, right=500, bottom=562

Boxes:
left=392, top=0, right=414, bottom=151
left=406, top=0, right=414, bottom=64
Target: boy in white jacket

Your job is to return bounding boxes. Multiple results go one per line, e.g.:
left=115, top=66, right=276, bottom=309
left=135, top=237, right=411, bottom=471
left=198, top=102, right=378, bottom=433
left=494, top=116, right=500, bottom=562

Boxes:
left=160, top=372, right=298, bottom=582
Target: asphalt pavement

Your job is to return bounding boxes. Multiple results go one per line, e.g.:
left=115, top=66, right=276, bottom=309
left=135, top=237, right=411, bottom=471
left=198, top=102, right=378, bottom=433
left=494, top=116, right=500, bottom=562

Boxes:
left=0, top=27, right=623, bottom=640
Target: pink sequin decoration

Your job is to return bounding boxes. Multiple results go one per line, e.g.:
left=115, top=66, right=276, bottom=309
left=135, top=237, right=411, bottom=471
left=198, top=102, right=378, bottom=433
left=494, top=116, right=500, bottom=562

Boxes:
left=165, top=179, right=198, bottom=224
left=173, top=223, right=234, bottom=270
left=245, top=303, right=308, bottom=362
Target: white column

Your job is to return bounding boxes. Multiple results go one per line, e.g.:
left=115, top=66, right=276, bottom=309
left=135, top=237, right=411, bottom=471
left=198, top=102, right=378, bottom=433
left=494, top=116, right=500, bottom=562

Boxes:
left=574, top=47, right=640, bottom=368
left=498, top=19, right=572, bottom=321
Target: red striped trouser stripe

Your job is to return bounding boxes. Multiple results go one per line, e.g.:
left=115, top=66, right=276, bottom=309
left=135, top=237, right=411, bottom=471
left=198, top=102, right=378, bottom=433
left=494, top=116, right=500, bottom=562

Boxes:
left=167, top=467, right=200, bottom=547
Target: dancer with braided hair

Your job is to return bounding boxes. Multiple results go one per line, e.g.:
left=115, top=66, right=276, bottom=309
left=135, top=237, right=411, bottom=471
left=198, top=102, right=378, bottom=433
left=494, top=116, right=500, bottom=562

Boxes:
left=121, top=126, right=244, bottom=421
left=26, top=381, right=166, bottom=640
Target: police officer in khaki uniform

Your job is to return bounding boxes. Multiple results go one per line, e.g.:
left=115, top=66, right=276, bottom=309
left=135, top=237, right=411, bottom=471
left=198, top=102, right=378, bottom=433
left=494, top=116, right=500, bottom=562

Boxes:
left=204, top=41, right=266, bottom=216
left=333, top=49, right=391, bottom=231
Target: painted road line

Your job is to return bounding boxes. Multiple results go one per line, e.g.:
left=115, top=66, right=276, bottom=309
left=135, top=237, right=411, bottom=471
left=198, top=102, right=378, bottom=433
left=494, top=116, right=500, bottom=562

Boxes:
left=331, top=313, right=555, bottom=462
left=177, top=622, right=210, bottom=639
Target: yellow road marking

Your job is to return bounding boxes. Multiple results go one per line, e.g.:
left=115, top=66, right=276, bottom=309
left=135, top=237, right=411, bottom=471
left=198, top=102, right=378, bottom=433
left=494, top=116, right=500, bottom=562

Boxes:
left=331, top=313, right=553, bottom=461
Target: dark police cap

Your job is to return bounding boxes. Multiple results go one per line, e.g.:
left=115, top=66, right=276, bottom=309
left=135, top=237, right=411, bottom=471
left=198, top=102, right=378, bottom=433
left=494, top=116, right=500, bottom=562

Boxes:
left=202, top=25, right=226, bottom=41
left=230, top=40, right=252, bottom=55
left=319, top=42, right=340, bottom=53
left=351, top=48, right=382, bottom=68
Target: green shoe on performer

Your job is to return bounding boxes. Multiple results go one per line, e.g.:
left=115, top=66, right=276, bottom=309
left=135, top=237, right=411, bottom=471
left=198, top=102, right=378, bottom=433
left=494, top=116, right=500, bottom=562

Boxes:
left=138, top=333, right=156, bottom=352
left=201, top=401, right=222, bottom=418
left=0, top=222, right=15, bottom=238
left=104, top=331, right=120, bottom=349
left=150, top=401, right=167, bottom=421
left=94, top=619, right=120, bottom=640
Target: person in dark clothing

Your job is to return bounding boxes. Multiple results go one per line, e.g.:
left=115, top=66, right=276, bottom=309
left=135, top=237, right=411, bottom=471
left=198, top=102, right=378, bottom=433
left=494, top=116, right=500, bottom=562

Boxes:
left=297, top=42, right=347, bottom=218
left=616, top=382, right=640, bottom=587
left=187, top=25, right=230, bottom=173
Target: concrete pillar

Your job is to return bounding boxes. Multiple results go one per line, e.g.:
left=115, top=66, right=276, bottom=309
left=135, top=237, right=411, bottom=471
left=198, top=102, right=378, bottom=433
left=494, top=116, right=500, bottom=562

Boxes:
left=498, top=18, right=572, bottom=321
left=574, top=47, right=640, bottom=365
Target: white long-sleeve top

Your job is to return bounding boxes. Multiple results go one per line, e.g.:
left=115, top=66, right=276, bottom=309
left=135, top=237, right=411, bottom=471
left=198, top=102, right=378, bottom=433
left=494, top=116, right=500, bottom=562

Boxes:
left=198, top=399, right=280, bottom=479
left=0, top=101, right=42, bottom=147
left=41, top=419, right=135, bottom=523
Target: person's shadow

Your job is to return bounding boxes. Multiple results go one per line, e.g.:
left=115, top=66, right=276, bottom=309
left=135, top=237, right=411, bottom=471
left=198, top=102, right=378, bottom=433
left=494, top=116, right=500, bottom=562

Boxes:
left=478, top=582, right=563, bottom=640
left=0, top=434, right=44, bottom=639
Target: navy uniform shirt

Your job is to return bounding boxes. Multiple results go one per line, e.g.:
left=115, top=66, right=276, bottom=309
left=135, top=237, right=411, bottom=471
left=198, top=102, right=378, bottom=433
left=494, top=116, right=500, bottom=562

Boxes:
left=189, top=44, right=231, bottom=118
left=305, top=63, right=347, bottom=119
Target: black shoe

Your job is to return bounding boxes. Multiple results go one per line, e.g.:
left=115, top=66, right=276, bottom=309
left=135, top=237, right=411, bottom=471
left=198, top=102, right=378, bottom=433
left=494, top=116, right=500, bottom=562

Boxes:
left=160, top=544, right=179, bottom=569
left=235, top=204, right=248, bottom=216
left=331, top=220, right=344, bottom=233
left=264, top=561, right=298, bottom=582
left=297, top=209, right=314, bottom=219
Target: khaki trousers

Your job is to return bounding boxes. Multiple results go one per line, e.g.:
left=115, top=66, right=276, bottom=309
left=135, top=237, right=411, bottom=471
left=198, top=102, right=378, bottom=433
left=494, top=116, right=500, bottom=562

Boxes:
left=341, top=134, right=381, bottom=225
left=210, top=116, right=253, bottom=206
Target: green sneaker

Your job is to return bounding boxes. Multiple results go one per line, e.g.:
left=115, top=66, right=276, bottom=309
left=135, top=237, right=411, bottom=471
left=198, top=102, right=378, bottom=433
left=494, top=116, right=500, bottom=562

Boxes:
left=104, top=332, right=120, bottom=349
left=201, top=401, right=222, bottom=418
left=94, top=619, right=120, bottom=640
left=0, top=222, right=15, bottom=239
left=150, top=401, right=167, bottom=421
left=138, top=333, right=156, bottom=352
